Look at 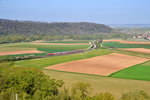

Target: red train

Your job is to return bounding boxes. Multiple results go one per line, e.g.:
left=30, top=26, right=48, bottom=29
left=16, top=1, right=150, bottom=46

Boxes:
left=47, top=50, right=84, bottom=56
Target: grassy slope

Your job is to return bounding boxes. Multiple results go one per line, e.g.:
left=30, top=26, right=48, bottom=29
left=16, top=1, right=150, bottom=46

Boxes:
left=43, top=69, right=150, bottom=97
left=110, top=61, right=150, bottom=81
left=15, top=49, right=111, bottom=69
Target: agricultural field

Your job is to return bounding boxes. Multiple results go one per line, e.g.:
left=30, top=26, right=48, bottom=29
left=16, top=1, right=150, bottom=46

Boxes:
left=32, top=42, right=89, bottom=45
left=1, top=39, right=150, bottom=97
left=0, top=50, right=43, bottom=56
left=103, top=41, right=150, bottom=48
left=46, top=53, right=148, bottom=76
left=110, top=61, right=150, bottom=81
left=104, top=38, right=150, bottom=43
left=119, top=48, right=150, bottom=54
left=15, top=45, right=150, bottom=80
left=124, top=38, right=150, bottom=42
left=39, top=40, right=89, bottom=43
left=0, top=41, right=89, bottom=57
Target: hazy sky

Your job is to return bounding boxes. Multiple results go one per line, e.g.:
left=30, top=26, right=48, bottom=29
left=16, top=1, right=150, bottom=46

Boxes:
left=0, top=0, right=149, bottom=24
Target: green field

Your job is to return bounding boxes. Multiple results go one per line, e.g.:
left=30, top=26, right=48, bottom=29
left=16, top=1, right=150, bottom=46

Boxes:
left=110, top=61, right=150, bottom=81
left=43, top=69, right=150, bottom=97
left=103, top=42, right=150, bottom=49
left=108, top=49, right=150, bottom=81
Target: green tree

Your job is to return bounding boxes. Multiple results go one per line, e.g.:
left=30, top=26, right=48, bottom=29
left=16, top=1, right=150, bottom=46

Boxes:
left=71, top=82, right=92, bottom=100
left=0, top=66, right=63, bottom=100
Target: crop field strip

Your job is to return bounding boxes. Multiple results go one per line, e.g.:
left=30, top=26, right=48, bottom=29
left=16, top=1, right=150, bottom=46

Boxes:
left=103, top=42, right=150, bottom=49
left=112, top=49, right=150, bottom=59
left=39, top=40, right=89, bottom=43
left=104, top=39, right=150, bottom=44
left=0, top=50, right=44, bottom=56
left=119, top=48, right=150, bottom=54
left=46, top=53, right=149, bottom=76
left=0, top=47, right=35, bottom=52
left=32, top=42, right=89, bottom=45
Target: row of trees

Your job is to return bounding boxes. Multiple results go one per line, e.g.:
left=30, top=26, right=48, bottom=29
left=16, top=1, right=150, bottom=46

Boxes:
left=0, top=62, right=150, bottom=100
left=0, top=33, right=134, bottom=44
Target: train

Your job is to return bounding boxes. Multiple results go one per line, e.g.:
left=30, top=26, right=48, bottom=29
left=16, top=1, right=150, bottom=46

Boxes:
left=47, top=50, right=84, bottom=56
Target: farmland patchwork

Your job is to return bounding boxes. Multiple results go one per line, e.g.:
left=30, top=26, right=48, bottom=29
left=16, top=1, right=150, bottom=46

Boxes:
left=46, top=53, right=149, bottom=76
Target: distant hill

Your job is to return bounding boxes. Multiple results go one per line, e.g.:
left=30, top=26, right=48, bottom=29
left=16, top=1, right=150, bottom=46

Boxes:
left=0, top=19, right=112, bottom=35
left=109, top=24, right=150, bottom=28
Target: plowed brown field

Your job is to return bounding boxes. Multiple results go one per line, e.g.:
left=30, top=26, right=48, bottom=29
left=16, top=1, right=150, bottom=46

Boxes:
left=119, top=48, right=150, bottom=54
left=32, top=43, right=89, bottom=45
left=0, top=50, right=43, bottom=56
left=46, top=53, right=149, bottom=76
left=104, top=39, right=150, bottom=44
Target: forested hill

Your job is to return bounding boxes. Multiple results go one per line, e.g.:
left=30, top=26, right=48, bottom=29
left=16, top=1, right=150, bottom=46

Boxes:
left=0, top=19, right=112, bottom=35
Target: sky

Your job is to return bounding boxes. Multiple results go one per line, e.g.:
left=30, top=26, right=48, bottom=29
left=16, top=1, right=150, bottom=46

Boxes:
left=0, top=0, right=150, bottom=24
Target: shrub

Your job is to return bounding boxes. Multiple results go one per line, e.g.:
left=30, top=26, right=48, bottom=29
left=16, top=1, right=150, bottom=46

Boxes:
left=120, top=90, right=150, bottom=100
left=93, top=92, right=116, bottom=100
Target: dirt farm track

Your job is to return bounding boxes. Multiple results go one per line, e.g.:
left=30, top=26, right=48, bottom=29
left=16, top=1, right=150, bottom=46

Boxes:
left=46, top=53, right=149, bottom=76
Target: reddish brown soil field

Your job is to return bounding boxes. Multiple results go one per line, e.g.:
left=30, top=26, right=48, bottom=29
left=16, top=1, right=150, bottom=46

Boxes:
left=119, top=48, right=150, bottom=54
left=104, top=40, right=150, bottom=44
left=46, top=53, right=149, bottom=76
left=32, top=43, right=89, bottom=45
left=0, top=50, right=43, bottom=56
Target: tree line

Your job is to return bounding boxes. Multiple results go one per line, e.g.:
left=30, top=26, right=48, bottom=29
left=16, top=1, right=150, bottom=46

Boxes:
left=0, top=33, right=134, bottom=44
left=0, top=62, right=150, bottom=100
